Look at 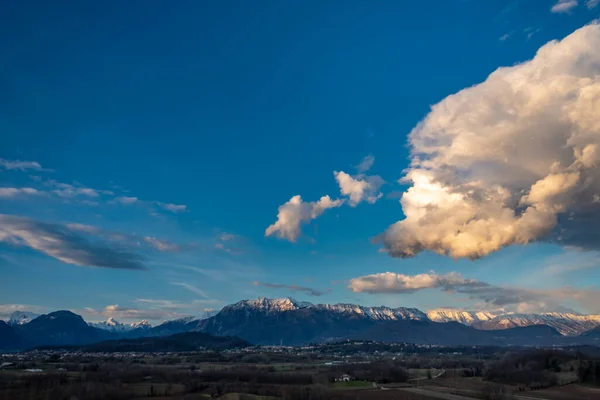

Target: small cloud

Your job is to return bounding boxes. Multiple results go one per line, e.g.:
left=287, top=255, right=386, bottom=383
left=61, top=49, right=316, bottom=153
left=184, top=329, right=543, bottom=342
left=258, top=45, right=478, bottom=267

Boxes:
left=334, top=171, right=385, bottom=206
left=115, top=196, right=139, bottom=205
left=144, top=236, right=181, bottom=252
left=156, top=202, right=187, bottom=213
left=499, top=33, right=511, bottom=41
left=253, top=281, right=331, bottom=296
left=551, top=0, right=578, bottom=13
left=265, top=195, right=344, bottom=242
left=355, top=155, right=375, bottom=173
left=219, top=233, right=237, bottom=241
left=587, top=0, right=599, bottom=8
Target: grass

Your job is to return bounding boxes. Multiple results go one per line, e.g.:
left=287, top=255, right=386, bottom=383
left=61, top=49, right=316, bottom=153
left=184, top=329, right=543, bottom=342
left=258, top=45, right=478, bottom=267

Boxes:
left=333, top=380, right=373, bottom=389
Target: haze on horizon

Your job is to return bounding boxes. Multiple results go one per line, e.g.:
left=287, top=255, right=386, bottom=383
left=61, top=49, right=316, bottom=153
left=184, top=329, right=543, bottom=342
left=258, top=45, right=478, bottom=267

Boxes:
left=2, top=0, right=600, bottom=325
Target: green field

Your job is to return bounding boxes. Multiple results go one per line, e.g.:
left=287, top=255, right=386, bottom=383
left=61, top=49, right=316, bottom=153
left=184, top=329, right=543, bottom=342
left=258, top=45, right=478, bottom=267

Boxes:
left=333, top=380, right=373, bottom=389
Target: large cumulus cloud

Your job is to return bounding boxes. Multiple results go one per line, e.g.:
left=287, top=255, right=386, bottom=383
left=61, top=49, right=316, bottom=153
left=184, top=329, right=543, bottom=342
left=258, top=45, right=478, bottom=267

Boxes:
left=380, top=23, right=600, bottom=259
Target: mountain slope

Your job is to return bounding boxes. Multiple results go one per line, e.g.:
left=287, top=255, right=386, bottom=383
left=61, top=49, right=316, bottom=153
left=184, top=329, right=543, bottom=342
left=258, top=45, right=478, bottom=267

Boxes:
left=0, top=320, right=23, bottom=350
left=199, top=299, right=376, bottom=345
left=427, top=309, right=498, bottom=325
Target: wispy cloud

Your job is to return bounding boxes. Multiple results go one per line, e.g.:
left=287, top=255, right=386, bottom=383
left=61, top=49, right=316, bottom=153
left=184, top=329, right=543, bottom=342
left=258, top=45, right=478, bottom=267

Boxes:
left=524, top=26, right=542, bottom=40
left=115, top=196, right=139, bottom=205
left=0, top=214, right=146, bottom=270
left=0, top=159, right=44, bottom=171
left=135, top=299, right=187, bottom=310
left=44, top=179, right=113, bottom=198
left=171, top=282, right=211, bottom=299
left=348, top=271, right=600, bottom=314
left=0, top=187, right=44, bottom=198
left=80, top=304, right=185, bottom=322
left=551, top=0, right=578, bottom=13
left=144, top=236, right=181, bottom=252
left=253, top=281, right=331, bottom=296
left=587, top=0, right=599, bottom=8
left=0, top=304, right=45, bottom=320
left=498, top=32, right=512, bottom=41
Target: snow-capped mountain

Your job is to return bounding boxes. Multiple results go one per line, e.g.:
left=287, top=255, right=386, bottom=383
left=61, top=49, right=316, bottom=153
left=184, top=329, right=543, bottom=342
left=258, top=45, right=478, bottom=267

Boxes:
left=425, top=308, right=600, bottom=336
left=314, top=303, right=428, bottom=321
left=224, top=297, right=427, bottom=321
left=427, top=308, right=498, bottom=325
left=228, top=297, right=312, bottom=314
left=7, top=311, right=40, bottom=326
left=89, top=318, right=152, bottom=332
left=130, top=320, right=151, bottom=329
left=474, top=313, right=600, bottom=336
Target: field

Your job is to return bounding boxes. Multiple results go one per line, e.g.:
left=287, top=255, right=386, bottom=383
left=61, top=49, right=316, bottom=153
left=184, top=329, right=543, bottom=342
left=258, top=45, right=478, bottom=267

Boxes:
left=0, top=345, right=598, bottom=399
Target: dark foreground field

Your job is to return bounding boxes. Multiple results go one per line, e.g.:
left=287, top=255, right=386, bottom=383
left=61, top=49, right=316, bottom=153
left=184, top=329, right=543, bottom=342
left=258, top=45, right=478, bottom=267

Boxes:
left=1, top=346, right=599, bottom=399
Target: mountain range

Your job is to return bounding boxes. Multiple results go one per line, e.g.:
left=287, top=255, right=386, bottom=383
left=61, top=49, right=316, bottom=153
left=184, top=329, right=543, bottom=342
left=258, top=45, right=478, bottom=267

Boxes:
left=2, top=298, right=600, bottom=350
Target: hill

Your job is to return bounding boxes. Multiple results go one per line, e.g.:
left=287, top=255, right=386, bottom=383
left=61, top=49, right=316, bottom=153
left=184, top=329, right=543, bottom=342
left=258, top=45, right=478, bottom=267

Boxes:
left=39, top=331, right=251, bottom=352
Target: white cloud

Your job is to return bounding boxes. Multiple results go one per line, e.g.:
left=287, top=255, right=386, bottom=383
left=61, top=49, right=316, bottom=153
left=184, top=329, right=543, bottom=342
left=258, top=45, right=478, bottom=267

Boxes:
left=156, top=202, right=187, bottom=213
left=379, top=23, right=600, bottom=259
left=115, top=196, right=139, bottom=204
left=265, top=195, right=344, bottom=242
left=334, top=171, right=385, bottom=206
left=0, top=159, right=43, bottom=171
left=356, top=155, right=375, bottom=173
left=587, top=0, right=599, bottom=8
left=551, top=0, right=579, bottom=13
left=0, top=187, right=43, bottom=198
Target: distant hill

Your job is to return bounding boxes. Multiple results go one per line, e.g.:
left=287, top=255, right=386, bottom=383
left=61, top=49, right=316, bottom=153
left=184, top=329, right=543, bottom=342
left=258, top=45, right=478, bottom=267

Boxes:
left=0, top=321, right=23, bottom=350
left=15, top=311, right=115, bottom=348
left=40, top=331, right=251, bottom=352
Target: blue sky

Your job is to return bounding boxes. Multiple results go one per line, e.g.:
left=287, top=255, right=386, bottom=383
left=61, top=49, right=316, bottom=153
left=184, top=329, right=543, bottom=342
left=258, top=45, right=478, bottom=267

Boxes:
left=1, top=0, right=600, bottom=323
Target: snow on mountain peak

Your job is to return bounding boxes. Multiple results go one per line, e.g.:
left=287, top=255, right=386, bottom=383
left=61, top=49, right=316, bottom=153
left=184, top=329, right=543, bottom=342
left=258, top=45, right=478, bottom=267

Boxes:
left=426, top=308, right=498, bottom=324
left=7, top=311, right=40, bottom=326
left=229, top=297, right=313, bottom=313
left=131, top=320, right=151, bottom=329
left=90, top=318, right=153, bottom=332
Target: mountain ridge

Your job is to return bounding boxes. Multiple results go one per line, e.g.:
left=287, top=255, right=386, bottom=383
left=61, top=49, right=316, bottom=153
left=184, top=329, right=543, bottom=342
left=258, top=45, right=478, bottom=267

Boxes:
left=4, top=298, right=600, bottom=350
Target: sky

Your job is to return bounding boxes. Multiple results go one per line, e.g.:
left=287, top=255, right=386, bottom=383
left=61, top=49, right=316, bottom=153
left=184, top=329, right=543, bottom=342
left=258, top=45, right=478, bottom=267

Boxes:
left=1, top=0, right=600, bottom=323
